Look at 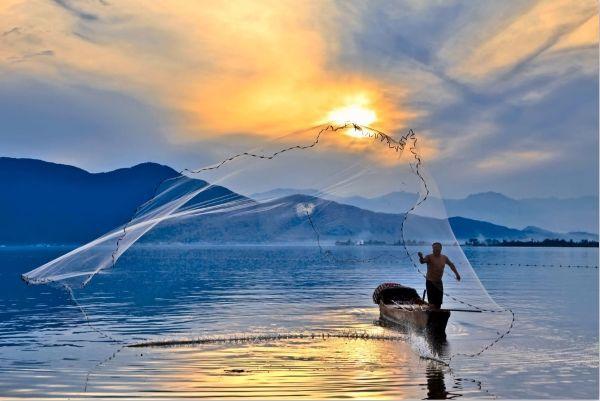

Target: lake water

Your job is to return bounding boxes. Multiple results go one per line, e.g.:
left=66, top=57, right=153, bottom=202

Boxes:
left=0, top=245, right=597, bottom=399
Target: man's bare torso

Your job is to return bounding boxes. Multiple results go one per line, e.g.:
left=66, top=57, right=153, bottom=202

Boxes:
left=424, top=254, right=448, bottom=282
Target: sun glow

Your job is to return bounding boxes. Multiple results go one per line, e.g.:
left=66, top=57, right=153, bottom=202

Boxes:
left=326, top=103, right=378, bottom=138
left=327, top=104, right=377, bottom=127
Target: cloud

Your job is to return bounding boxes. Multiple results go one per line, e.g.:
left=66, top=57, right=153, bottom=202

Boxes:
left=2, top=27, right=20, bottom=37
left=477, top=150, right=555, bottom=172
left=0, top=0, right=596, bottom=197
left=0, top=0, right=415, bottom=143
left=446, top=0, right=597, bottom=82
left=8, top=49, right=54, bottom=64
left=548, top=14, right=599, bottom=53
left=51, top=0, right=101, bottom=21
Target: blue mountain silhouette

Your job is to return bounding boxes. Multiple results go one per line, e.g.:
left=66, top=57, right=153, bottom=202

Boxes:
left=1, top=158, right=596, bottom=245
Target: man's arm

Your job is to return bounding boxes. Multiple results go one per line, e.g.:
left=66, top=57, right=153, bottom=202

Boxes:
left=417, top=252, right=428, bottom=264
left=446, top=257, right=461, bottom=281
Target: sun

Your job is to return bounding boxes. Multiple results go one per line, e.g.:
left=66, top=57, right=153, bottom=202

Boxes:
left=327, top=104, right=377, bottom=126
left=326, top=103, right=377, bottom=138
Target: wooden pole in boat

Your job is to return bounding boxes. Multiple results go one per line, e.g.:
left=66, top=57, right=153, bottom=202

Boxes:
left=441, top=308, right=482, bottom=313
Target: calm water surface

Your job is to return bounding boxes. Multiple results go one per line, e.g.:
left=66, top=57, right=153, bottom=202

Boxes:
left=0, top=245, right=597, bottom=399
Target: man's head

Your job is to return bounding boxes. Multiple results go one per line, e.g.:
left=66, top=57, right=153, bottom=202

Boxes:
left=432, top=242, right=442, bottom=255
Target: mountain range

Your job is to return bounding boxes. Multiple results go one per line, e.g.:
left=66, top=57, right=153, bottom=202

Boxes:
left=252, top=188, right=599, bottom=234
left=0, top=157, right=241, bottom=244
left=0, top=157, right=596, bottom=245
left=144, top=194, right=597, bottom=244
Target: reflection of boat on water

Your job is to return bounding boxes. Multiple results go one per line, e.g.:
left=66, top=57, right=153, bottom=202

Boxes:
left=425, top=364, right=449, bottom=399
left=425, top=364, right=451, bottom=399
left=424, top=364, right=464, bottom=400
left=373, top=283, right=450, bottom=339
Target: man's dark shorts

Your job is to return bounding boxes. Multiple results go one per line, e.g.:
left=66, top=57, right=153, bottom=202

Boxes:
left=426, top=280, right=443, bottom=307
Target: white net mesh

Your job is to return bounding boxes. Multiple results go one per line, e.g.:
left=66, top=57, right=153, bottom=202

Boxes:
left=22, top=123, right=513, bottom=362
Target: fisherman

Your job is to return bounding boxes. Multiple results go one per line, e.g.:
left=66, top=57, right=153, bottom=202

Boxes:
left=418, top=242, right=461, bottom=309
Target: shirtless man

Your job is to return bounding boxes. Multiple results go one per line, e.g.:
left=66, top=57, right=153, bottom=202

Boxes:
left=418, top=242, right=461, bottom=309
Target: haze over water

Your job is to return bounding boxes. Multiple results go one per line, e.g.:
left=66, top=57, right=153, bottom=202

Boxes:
left=1, top=245, right=597, bottom=399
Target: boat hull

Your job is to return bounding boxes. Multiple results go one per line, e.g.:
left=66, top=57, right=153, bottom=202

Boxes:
left=379, top=302, right=450, bottom=338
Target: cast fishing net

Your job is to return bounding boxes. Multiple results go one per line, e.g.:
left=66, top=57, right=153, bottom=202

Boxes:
left=22, top=123, right=513, bottom=364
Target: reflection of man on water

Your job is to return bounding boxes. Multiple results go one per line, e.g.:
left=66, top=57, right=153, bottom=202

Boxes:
left=418, top=242, right=461, bottom=309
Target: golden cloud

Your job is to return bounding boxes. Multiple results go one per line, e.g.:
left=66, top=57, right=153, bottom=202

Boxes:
left=549, top=14, right=599, bottom=53
left=0, top=0, right=414, bottom=145
left=451, top=0, right=598, bottom=80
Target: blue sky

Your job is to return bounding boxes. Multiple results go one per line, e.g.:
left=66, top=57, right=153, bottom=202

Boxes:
left=0, top=0, right=597, bottom=198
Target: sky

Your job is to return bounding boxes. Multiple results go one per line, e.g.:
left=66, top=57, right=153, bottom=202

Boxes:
left=0, top=0, right=598, bottom=199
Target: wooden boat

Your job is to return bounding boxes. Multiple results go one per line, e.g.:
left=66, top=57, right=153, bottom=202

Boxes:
left=373, top=283, right=450, bottom=338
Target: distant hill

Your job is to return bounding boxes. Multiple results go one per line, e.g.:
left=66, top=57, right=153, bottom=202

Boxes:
left=145, top=195, right=597, bottom=244
left=0, top=158, right=242, bottom=244
left=252, top=189, right=599, bottom=234
left=144, top=194, right=412, bottom=244
left=445, top=192, right=598, bottom=235
left=0, top=157, right=596, bottom=245
left=447, top=217, right=595, bottom=242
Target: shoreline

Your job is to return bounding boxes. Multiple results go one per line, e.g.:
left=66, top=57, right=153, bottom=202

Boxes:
left=1, top=242, right=598, bottom=249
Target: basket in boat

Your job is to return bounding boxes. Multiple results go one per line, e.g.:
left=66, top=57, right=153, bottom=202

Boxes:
left=372, top=282, right=424, bottom=305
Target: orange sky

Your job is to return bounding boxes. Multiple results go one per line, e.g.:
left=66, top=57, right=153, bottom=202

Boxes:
left=2, top=1, right=593, bottom=138
left=0, top=0, right=416, bottom=140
